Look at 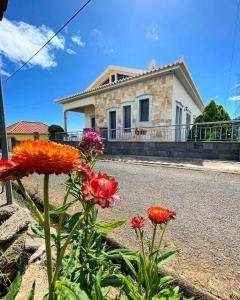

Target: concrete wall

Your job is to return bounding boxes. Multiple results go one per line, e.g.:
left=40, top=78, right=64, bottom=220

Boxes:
left=104, top=141, right=240, bottom=161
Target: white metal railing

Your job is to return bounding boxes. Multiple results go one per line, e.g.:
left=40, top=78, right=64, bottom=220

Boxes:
left=52, top=120, right=240, bottom=143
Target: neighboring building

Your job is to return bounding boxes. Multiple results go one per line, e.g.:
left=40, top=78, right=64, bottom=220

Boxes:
left=7, top=121, right=49, bottom=142
left=55, top=58, right=204, bottom=141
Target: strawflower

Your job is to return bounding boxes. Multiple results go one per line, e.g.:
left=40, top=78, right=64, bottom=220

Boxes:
left=82, top=172, right=120, bottom=208
left=131, top=216, right=145, bottom=229
left=147, top=206, right=176, bottom=224
left=83, top=128, right=101, bottom=143
left=12, top=140, right=80, bottom=175
left=0, top=158, right=27, bottom=181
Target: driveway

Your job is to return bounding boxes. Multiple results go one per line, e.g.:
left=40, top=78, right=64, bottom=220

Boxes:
left=21, top=161, right=240, bottom=299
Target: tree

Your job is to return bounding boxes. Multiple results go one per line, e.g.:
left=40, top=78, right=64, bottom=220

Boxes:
left=189, top=100, right=232, bottom=141
left=195, top=99, right=230, bottom=123
left=48, top=124, right=64, bottom=140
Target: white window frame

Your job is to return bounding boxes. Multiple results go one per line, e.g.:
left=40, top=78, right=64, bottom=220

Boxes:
left=107, top=107, right=118, bottom=141
left=121, top=101, right=133, bottom=133
left=137, top=94, right=152, bottom=126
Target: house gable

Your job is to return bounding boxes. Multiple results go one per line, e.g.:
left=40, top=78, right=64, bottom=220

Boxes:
left=87, top=65, right=144, bottom=90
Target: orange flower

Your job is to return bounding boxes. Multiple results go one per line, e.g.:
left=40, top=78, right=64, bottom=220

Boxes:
left=147, top=206, right=176, bottom=224
left=12, top=140, right=80, bottom=175
left=0, top=158, right=27, bottom=181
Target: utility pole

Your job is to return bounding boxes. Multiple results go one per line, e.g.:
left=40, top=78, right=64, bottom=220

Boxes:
left=0, top=70, right=13, bottom=204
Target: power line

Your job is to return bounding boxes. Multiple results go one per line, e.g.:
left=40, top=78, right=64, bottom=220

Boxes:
left=226, top=0, right=240, bottom=103
left=5, top=0, right=92, bottom=83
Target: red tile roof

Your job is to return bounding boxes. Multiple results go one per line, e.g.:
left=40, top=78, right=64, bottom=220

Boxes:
left=7, top=121, right=48, bottom=135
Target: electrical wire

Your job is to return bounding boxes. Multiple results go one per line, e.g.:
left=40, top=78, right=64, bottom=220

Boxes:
left=5, top=0, right=92, bottom=83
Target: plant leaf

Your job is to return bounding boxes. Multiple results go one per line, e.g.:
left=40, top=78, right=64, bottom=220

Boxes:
left=157, top=250, right=180, bottom=268
left=65, top=212, right=82, bottom=229
left=95, top=220, right=126, bottom=231
left=121, top=253, right=137, bottom=278
left=55, top=280, right=90, bottom=300
left=49, top=200, right=77, bottom=215
left=27, top=282, right=35, bottom=300
left=4, top=261, right=24, bottom=300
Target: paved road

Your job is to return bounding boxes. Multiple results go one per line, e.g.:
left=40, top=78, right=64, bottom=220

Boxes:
left=21, top=161, right=240, bottom=299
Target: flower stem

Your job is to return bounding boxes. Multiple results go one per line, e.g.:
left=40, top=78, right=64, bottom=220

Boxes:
left=56, top=187, right=71, bottom=264
left=16, top=177, right=44, bottom=226
left=157, top=224, right=167, bottom=256
left=150, top=224, right=157, bottom=257
left=139, top=230, right=146, bottom=262
left=52, top=208, right=89, bottom=289
left=43, top=175, right=53, bottom=300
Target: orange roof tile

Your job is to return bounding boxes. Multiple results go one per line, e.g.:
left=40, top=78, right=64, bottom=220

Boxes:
left=7, top=121, right=48, bottom=135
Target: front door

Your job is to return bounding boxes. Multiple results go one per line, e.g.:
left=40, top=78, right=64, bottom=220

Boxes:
left=90, top=116, right=95, bottom=130
left=109, top=110, right=117, bottom=140
left=175, top=105, right=182, bottom=141
left=185, top=112, right=191, bottom=141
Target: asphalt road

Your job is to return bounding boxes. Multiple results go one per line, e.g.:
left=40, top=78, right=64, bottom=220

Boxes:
left=21, top=161, right=240, bottom=299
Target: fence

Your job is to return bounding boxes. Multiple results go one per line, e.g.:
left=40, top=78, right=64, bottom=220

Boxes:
left=53, top=120, right=240, bottom=143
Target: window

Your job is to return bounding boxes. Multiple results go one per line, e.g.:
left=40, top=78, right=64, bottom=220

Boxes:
left=111, top=74, right=115, bottom=82
left=117, top=74, right=128, bottom=80
left=123, top=105, right=131, bottom=132
left=108, top=109, right=117, bottom=140
left=90, top=116, right=95, bottom=130
left=175, top=103, right=183, bottom=141
left=139, top=98, right=150, bottom=122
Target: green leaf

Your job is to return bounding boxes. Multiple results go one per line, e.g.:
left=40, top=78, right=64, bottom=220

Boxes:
left=4, top=261, right=24, bottom=300
left=55, top=280, right=90, bottom=300
left=65, top=212, right=82, bottom=229
left=95, top=220, right=126, bottom=231
left=121, top=254, right=137, bottom=278
left=31, top=220, right=44, bottom=238
left=49, top=200, right=77, bottom=215
left=27, top=282, right=35, bottom=300
left=157, top=250, right=180, bottom=268
left=158, top=276, right=175, bottom=289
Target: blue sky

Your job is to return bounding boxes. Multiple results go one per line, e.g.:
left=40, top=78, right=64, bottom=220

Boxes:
left=1, top=0, right=240, bottom=131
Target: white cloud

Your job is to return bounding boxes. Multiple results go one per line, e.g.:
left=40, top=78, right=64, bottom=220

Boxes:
left=146, top=26, right=159, bottom=41
left=71, top=35, right=85, bottom=47
left=1, top=69, right=11, bottom=77
left=228, top=95, right=240, bottom=101
left=230, top=83, right=240, bottom=90
left=93, top=28, right=102, bottom=35
left=0, top=18, right=65, bottom=69
left=66, top=48, right=76, bottom=55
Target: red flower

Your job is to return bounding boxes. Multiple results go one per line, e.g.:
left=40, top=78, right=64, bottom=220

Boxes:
left=82, top=173, right=120, bottom=208
left=131, top=216, right=145, bottom=229
left=0, top=158, right=27, bottom=182
left=147, top=206, right=176, bottom=224
left=12, top=140, right=80, bottom=175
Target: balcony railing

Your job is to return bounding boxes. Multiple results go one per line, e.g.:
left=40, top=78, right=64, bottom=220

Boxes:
left=52, top=120, right=240, bottom=143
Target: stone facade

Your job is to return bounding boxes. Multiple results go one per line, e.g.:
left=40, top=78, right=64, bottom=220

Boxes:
left=94, top=74, right=174, bottom=129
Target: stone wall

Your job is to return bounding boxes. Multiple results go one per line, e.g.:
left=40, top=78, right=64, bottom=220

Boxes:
left=104, top=141, right=240, bottom=161
left=94, top=74, right=174, bottom=128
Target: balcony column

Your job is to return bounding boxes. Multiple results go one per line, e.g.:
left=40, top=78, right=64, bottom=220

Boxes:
left=63, top=110, right=68, bottom=132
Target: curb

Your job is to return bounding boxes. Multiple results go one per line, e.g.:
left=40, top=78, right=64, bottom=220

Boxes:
left=12, top=183, right=223, bottom=300
left=100, top=158, right=240, bottom=176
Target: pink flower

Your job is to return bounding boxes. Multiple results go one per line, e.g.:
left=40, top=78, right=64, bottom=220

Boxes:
left=82, top=173, right=120, bottom=208
left=131, top=216, right=145, bottom=229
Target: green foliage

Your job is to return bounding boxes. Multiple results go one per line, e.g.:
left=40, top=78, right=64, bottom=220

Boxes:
left=195, top=99, right=230, bottom=123
left=48, top=124, right=64, bottom=140
left=27, top=282, right=35, bottom=300
left=4, top=261, right=24, bottom=300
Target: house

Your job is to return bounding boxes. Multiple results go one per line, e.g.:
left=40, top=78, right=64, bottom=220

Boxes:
left=55, top=58, right=204, bottom=141
left=7, top=121, right=49, bottom=142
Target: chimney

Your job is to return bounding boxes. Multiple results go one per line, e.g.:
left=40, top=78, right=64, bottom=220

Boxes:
left=149, top=59, right=157, bottom=71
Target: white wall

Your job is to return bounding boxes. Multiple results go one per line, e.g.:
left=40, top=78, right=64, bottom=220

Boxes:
left=172, top=76, right=202, bottom=125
